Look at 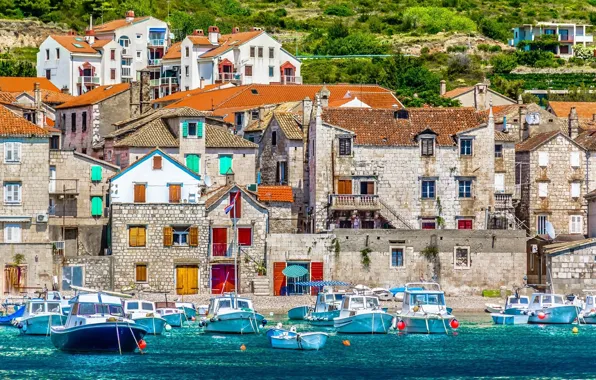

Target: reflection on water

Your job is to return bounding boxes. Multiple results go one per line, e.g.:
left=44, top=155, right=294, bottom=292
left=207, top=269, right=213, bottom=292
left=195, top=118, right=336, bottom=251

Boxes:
left=1, top=313, right=595, bottom=379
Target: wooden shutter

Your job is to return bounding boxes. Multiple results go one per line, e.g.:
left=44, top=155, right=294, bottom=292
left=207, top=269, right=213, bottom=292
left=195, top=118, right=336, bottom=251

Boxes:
left=219, top=155, right=232, bottom=175
left=137, top=227, right=146, bottom=247
left=238, top=227, right=252, bottom=246
left=163, top=226, right=173, bottom=246
left=273, top=262, right=286, bottom=296
left=198, top=121, right=203, bottom=137
left=189, top=226, right=199, bottom=247
left=367, top=182, right=374, bottom=195
left=91, top=166, right=102, bottom=181
left=91, top=197, right=103, bottom=216
left=153, top=156, right=162, bottom=170
left=338, top=180, right=352, bottom=195
left=134, top=184, right=146, bottom=203
left=169, top=184, right=181, bottom=203
left=310, top=262, right=324, bottom=295
left=136, top=264, right=147, bottom=282
left=129, top=227, right=137, bottom=247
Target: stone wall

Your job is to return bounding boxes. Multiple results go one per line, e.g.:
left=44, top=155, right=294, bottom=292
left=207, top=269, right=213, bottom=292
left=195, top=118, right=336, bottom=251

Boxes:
left=0, top=243, right=53, bottom=295
left=263, top=201, right=293, bottom=233
left=204, top=148, right=257, bottom=187
left=548, top=241, right=596, bottom=294
left=266, top=229, right=527, bottom=295
left=63, top=255, right=113, bottom=290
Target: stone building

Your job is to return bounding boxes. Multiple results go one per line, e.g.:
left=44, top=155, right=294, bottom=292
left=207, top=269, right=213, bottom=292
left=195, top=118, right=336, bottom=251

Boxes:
left=493, top=103, right=567, bottom=143
left=307, top=103, right=502, bottom=232
left=254, top=185, right=295, bottom=233
left=48, top=150, right=119, bottom=257
left=55, top=78, right=151, bottom=158
left=440, top=82, right=516, bottom=110
left=0, top=105, right=53, bottom=295
left=544, top=238, right=596, bottom=294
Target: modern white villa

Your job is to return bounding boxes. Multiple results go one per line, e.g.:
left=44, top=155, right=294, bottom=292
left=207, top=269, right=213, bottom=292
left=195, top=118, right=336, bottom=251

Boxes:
left=509, top=22, right=593, bottom=57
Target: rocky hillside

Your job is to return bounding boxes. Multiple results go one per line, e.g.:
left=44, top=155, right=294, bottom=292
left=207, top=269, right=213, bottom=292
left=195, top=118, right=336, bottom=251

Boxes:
left=0, top=20, right=68, bottom=51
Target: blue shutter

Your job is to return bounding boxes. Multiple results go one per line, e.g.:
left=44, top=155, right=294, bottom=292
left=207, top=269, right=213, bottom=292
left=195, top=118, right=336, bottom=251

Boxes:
left=197, top=121, right=204, bottom=138
left=91, top=196, right=103, bottom=216
left=182, top=121, right=188, bottom=137
left=91, top=166, right=102, bottom=181
left=219, top=155, right=232, bottom=175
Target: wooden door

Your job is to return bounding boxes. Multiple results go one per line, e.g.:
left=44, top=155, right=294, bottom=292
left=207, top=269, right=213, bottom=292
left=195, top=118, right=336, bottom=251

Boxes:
left=212, top=228, right=228, bottom=256
left=310, top=262, right=324, bottom=296
left=273, top=262, right=286, bottom=296
left=211, top=265, right=235, bottom=294
left=337, top=179, right=352, bottom=195
left=176, top=265, right=198, bottom=295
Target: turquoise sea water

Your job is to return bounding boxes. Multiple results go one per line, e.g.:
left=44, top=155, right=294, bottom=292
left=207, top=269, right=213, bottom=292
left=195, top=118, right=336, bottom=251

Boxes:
left=1, top=313, right=596, bottom=379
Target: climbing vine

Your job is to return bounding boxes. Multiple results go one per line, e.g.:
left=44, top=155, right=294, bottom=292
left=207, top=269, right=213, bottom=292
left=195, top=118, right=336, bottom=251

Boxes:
left=332, top=238, right=340, bottom=259
left=436, top=197, right=445, bottom=229
left=360, top=247, right=372, bottom=270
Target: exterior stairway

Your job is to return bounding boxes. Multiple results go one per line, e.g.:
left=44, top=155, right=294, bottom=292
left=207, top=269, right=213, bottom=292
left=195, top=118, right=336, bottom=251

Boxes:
left=252, top=277, right=271, bottom=296
left=379, top=199, right=413, bottom=229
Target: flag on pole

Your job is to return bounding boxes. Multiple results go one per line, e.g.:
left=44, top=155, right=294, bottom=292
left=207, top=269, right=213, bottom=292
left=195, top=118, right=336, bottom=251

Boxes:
left=225, top=192, right=240, bottom=214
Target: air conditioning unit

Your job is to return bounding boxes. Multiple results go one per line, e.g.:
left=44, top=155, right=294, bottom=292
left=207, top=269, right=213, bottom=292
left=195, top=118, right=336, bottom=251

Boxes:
left=36, top=213, right=49, bottom=223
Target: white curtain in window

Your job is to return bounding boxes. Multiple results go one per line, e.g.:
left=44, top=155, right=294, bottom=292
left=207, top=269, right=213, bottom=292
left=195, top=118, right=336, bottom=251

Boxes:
left=538, top=152, right=549, bottom=167
left=494, top=173, right=505, bottom=192
left=571, top=182, right=581, bottom=198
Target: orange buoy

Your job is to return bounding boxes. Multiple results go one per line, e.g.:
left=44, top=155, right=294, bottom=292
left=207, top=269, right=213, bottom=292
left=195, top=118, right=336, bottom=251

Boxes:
left=191, top=316, right=196, bottom=322
left=240, top=344, right=246, bottom=351
left=138, top=339, right=147, bottom=350
left=342, top=340, right=351, bottom=347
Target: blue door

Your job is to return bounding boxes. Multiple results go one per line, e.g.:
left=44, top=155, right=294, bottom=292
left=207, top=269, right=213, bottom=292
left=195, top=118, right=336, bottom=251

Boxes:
left=285, top=263, right=310, bottom=295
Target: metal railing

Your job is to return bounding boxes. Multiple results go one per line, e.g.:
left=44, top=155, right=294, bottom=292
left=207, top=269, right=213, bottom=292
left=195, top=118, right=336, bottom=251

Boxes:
left=281, top=75, right=302, bottom=85
left=330, top=194, right=380, bottom=210
left=148, top=59, right=162, bottom=66
left=77, top=76, right=100, bottom=84
left=121, top=67, right=132, bottom=77
left=212, top=243, right=231, bottom=257
left=378, top=198, right=414, bottom=229
left=160, top=77, right=179, bottom=85
left=49, top=179, right=79, bottom=194
left=149, top=79, right=160, bottom=86
left=219, top=72, right=241, bottom=82
left=148, top=38, right=165, bottom=46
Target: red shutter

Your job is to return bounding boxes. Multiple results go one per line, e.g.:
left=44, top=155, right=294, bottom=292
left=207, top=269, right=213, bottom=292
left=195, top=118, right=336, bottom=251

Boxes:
left=238, top=227, right=252, bottom=246
left=458, top=220, right=473, bottom=230
left=310, top=262, right=324, bottom=296
left=273, top=262, right=286, bottom=296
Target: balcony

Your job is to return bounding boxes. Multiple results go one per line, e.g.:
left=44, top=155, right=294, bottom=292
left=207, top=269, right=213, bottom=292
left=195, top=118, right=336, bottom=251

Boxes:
left=558, top=34, right=574, bottom=43
left=219, top=72, right=241, bottom=83
left=148, top=59, right=162, bottom=67
left=121, top=67, right=132, bottom=78
left=212, top=243, right=231, bottom=257
left=281, top=75, right=302, bottom=85
left=329, top=194, right=381, bottom=211
left=77, top=76, right=100, bottom=85
left=160, top=77, right=179, bottom=86
left=494, top=193, right=513, bottom=209
left=148, top=39, right=165, bottom=47
left=149, top=79, right=160, bottom=87
left=49, top=179, right=79, bottom=195
left=576, top=34, right=594, bottom=43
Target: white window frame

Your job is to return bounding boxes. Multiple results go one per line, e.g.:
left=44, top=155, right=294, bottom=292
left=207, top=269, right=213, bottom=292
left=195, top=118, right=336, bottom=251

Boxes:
left=494, top=173, right=505, bottom=193
left=538, top=182, right=548, bottom=198
left=172, top=226, right=189, bottom=246
left=389, top=246, right=406, bottom=269
left=569, top=215, right=583, bottom=234
left=4, top=142, right=21, bottom=163
left=454, top=246, right=471, bottom=269
left=4, top=183, right=22, bottom=204
left=4, top=223, right=21, bottom=243
left=570, top=151, right=580, bottom=168
left=571, top=182, right=581, bottom=198
left=538, top=151, right=549, bottom=167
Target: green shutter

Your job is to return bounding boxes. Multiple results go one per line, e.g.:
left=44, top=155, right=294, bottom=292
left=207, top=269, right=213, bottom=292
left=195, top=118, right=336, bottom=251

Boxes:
left=197, top=121, right=203, bottom=138
left=91, top=166, right=102, bottom=181
left=196, top=155, right=201, bottom=174
left=182, top=121, right=188, bottom=137
left=186, top=154, right=199, bottom=173
left=91, top=197, right=103, bottom=216
left=219, top=155, right=232, bottom=175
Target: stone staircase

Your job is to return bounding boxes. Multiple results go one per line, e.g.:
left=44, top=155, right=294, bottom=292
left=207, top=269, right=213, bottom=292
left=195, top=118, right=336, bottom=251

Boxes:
left=379, top=199, right=414, bottom=229
left=252, top=277, right=271, bottom=296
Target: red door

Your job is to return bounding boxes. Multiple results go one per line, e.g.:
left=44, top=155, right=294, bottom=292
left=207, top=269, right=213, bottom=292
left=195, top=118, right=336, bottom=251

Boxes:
left=458, top=220, right=473, bottom=229
left=212, top=228, right=228, bottom=256
left=310, top=262, right=324, bottom=296
left=273, top=262, right=286, bottom=296
left=211, top=264, right=235, bottom=294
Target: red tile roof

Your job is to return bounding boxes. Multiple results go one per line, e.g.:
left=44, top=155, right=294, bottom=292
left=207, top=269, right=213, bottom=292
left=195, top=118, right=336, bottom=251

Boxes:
left=56, top=83, right=130, bottom=109
left=257, top=185, right=294, bottom=203
left=327, top=90, right=401, bottom=109
left=575, top=130, right=596, bottom=150
left=51, top=36, right=99, bottom=54
left=442, top=87, right=473, bottom=98
left=0, top=105, right=49, bottom=137
left=201, top=31, right=263, bottom=58
left=188, top=36, right=212, bottom=45
left=163, top=41, right=182, bottom=60
left=93, top=17, right=150, bottom=33
left=91, top=39, right=112, bottom=48
left=515, top=130, right=561, bottom=152
left=321, top=107, right=485, bottom=146
left=549, top=101, right=596, bottom=119
left=0, top=77, right=60, bottom=92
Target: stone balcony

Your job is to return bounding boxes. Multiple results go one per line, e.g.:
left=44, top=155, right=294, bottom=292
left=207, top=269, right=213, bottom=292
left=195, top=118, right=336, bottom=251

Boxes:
left=329, top=194, right=381, bottom=211
left=494, top=193, right=513, bottom=210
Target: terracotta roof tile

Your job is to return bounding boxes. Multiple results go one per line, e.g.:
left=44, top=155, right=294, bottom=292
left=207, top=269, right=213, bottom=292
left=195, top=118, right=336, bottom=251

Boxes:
left=327, top=91, right=401, bottom=109
left=200, top=31, right=263, bottom=58
left=495, top=130, right=517, bottom=142
left=321, top=107, right=485, bottom=146
left=93, top=17, right=150, bottom=33
left=188, top=36, right=212, bottom=45
left=0, top=105, right=49, bottom=137
left=204, top=184, right=234, bottom=209
left=274, top=112, right=302, bottom=140
left=114, top=118, right=179, bottom=147
left=163, top=41, right=182, bottom=60
left=51, top=36, right=99, bottom=54
left=56, top=83, right=130, bottom=109
left=549, top=101, right=596, bottom=119
left=442, top=87, right=473, bottom=98
left=244, top=109, right=274, bottom=132
left=24, top=90, right=73, bottom=104
left=575, top=130, right=596, bottom=150
left=0, top=92, right=16, bottom=104
left=257, top=185, right=293, bottom=202
left=0, top=77, right=60, bottom=92
left=91, top=39, right=112, bottom=48
left=206, top=124, right=258, bottom=148
left=515, top=130, right=561, bottom=152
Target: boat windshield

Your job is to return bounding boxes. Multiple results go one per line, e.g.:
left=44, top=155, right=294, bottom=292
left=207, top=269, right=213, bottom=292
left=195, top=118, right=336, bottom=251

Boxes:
left=325, top=294, right=336, bottom=303
left=141, top=302, right=154, bottom=311
left=46, top=292, right=61, bottom=301
left=509, top=297, right=528, bottom=305
left=365, top=297, right=379, bottom=309
left=334, top=294, right=344, bottom=302
left=588, top=297, right=594, bottom=306
left=78, top=303, right=124, bottom=317
left=410, top=293, right=445, bottom=306
left=47, top=302, right=61, bottom=313
left=30, top=303, right=45, bottom=314
left=127, top=301, right=139, bottom=311
left=237, top=300, right=252, bottom=309
left=349, top=297, right=365, bottom=310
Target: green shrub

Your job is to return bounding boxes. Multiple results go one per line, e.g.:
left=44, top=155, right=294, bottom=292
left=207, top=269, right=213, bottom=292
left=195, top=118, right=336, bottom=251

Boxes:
left=489, top=45, right=502, bottom=53
left=490, top=53, right=518, bottom=73
left=402, top=7, right=476, bottom=34
left=447, top=45, right=468, bottom=53
left=324, top=4, right=354, bottom=17
left=478, top=44, right=491, bottom=52
left=421, top=46, right=430, bottom=55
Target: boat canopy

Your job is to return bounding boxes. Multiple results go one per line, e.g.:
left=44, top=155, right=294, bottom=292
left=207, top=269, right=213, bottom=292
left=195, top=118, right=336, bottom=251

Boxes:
left=507, top=296, right=529, bottom=305
left=341, top=295, right=379, bottom=311
left=27, top=301, right=61, bottom=314
left=125, top=300, right=155, bottom=312
left=295, top=281, right=350, bottom=287
left=404, top=282, right=442, bottom=292
left=72, top=293, right=122, bottom=306
left=529, top=293, right=565, bottom=308
left=405, top=292, right=446, bottom=307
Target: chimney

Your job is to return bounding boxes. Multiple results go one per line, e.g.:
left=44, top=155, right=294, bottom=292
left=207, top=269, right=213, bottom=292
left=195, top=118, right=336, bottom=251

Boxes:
left=85, top=29, right=95, bottom=45
left=232, top=27, right=240, bottom=34
left=517, top=93, right=523, bottom=105
left=569, top=106, right=579, bottom=139
left=440, top=80, right=446, bottom=96
left=61, top=86, right=70, bottom=95
left=68, top=30, right=76, bottom=36
left=192, top=29, right=204, bottom=36
left=131, top=69, right=151, bottom=117
left=519, top=105, right=528, bottom=141
left=318, top=86, right=330, bottom=108
left=125, top=10, right=135, bottom=23
left=34, top=82, right=44, bottom=128
left=208, top=26, right=220, bottom=45
left=200, top=77, right=204, bottom=89
left=474, top=83, right=487, bottom=111
left=302, top=96, right=313, bottom=129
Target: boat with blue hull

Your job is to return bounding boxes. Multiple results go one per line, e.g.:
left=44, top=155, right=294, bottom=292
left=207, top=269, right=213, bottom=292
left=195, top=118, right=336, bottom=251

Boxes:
left=156, top=303, right=185, bottom=327
left=288, top=305, right=311, bottom=320
left=176, top=302, right=197, bottom=319
left=51, top=291, right=147, bottom=353
left=268, top=326, right=328, bottom=350
left=13, top=300, right=67, bottom=335
left=491, top=294, right=530, bottom=325
left=527, top=293, right=580, bottom=324
left=124, top=300, right=168, bottom=335
left=580, top=295, right=596, bottom=324
left=0, top=305, right=24, bottom=326
left=304, top=292, right=344, bottom=326
left=334, top=294, right=393, bottom=334
left=201, top=294, right=265, bottom=334
left=396, top=283, right=457, bottom=334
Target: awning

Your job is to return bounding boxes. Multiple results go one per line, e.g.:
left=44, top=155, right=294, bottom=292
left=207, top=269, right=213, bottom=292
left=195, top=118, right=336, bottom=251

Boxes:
left=282, top=265, right=308, bottom=278
left=149, top=28, right=167, bottom=33
left=295, top=281, right=350, bottom=287
left=0, top=216, right=31, bottom=222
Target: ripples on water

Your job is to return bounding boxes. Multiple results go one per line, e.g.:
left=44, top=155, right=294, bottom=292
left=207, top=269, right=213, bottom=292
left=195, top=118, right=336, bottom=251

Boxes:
left=1, top=313, right=595, bottom=379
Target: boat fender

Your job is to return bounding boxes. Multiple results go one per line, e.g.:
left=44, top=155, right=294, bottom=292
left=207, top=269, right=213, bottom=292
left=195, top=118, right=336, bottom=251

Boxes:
left=138, top=339, right=147, bottom=350
left=397, top=320, right=406, bottom=331
left=146, top=313, right=154, bottom=318
left=165, top=324, right=172, bottom=332
left=537, top=312, right=546, bottom=320
left=450, top=319, right=460, bottom=329
left=107, top=316, right=118, bottom=322
left=210, top=317, right=216, bottom=323
left=290, top=326, right=297, bottom=332
left=17, top=322, right=23, bottom=329
left=261, top=318, right=268, bottom=326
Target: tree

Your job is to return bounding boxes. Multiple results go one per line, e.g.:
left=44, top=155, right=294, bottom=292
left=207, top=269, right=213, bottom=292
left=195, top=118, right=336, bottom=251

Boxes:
left=490, top=53, right=518, bottom=74
left=169, top=10, right=216, bottom=41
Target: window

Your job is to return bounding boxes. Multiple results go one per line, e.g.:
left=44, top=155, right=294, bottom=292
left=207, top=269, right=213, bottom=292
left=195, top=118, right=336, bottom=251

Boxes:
left=495, top=144, right=503, bottom=158
left=537, top=215, right=548, bottom=235
left=269, top=47, right=274, bottom=58
left=538, top=182, right=548, bottom=197
left=4, top=142, right=21, bottom=163
left=229, top=192, right=242, bottom=218
left=458, top=180, right=472, bottom=198
left=82, top=111, right=87, bottom=132
left=250, top=46, right=255, bottom=57
left=570, top=151, right=580, bottom=168
left=55, top=48, right=60, bottom=60
left=258, top=47, right=263, bottom=58
left=570, top=215, right=583, bottom=234
left=421, top=180, right=435, bottom=199
left=185, top=47, right=190, bottom=57
left=173, top=226, right=189, bottom=246
left=339, top=138, right=352, bottom=156
left=110, top=69, right=116, bottom=80
left=360, top=181, right=375, bottom=195
left=90, top=196, right=103, bottom=216
left=136, top=51, right=142, bottom=59
left=135, top=264, right=147, bottom=282
left=571, top=182, right=581, bottom=198
left=4, top=223, right=21, bottom=243
left=421, top=138, right=434, bottom=156
left=45, top=49, right=49, bottom=60
left=185, top=66, right=189, bottom=77
left=219, top=155, right=233, bottom=175
left=245, top=65, right=253, bottom=77
left=538, top=152, right=549, bottom=167
left=238, top=227, right=252, bottom=246
left=460, top=139, right=473, bottom=156
left=454, top=247, right=471, bottom=269
left=71, top=113, right=76, bottom=132
left=188, top=122, right=197, bottom=136
left=185, top=154, right=200, bottom=173
left=62, top=266, right=83, bottom=290
left=458, top=219, right=473, bottom=229
left=45, top=70, right=51, bottom=80
left=421, top=218, right=436, bottom=229
left=494, top=173, right=505, bottom=192
left=4, top=183, right=21, bottom=204
left=110, top=49, right=116, bottom=60
left=136, top=33, right=142, bottom=39
left=134, top=184, right=146, bottom=203
left=129, top=226, right=146, bottom=247
left=268, top=66, right=274, bottom=77
left=276, top=161, right=287, bottom=184
left=272, top=131, right=277, bottom=146
left=169, top=184, right=181, bottom=203
left=390, top=247, right=404, bottom=267
left=153, top=156, right=162, bottom=170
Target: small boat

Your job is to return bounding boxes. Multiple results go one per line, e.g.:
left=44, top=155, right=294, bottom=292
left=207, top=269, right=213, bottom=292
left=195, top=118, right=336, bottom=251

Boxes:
left=395, top=282, right=457, bottom=334
left=197, top=305, right=209, bottom=316
left=51, top=291, right=147, bottom=353
left=45, top=291, right=71, bottom=316
left=491, top=294, right=530, bottom=325
left=304, top=292, right=343, bottom=326
left=288, top=305, right=311, bottom=320
left=268, top=326, right=328, bottom=351
left=485, top=303, right=503, bottom=314
left=491, top=312, right=529, bottom=325
left=124, top=300, right=168, bottom=335
left=579, top=294, right=596, bottom=324
left=156, top=302, right=186, bottom=327
left=176, top=302, right=197, bottom=319
left=0, top=305, right=25, bottom=326
left=334, top=294, right=393, bottom=334
left=201, top=293, right=265, bottom=334
left=372, top=288, right=393, bottom=301
left=527, top=293, right=580, bottom=324
left=13, top=300, right=67, bottom=335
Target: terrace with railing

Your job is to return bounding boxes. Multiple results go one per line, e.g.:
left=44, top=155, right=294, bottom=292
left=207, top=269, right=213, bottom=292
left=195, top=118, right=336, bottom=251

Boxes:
left=329, top=194, right=381, bottom=211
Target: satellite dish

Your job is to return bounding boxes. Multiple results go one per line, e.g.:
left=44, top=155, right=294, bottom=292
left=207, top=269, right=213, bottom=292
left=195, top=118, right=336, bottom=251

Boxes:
left=545, top=221, right=556, bottom=240
left=204, top=175, right=212, bottom=188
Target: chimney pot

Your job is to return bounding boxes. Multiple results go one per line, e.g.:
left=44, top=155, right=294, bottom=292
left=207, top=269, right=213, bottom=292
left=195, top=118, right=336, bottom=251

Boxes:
left=61, top=87, right=70, bottom=95
left=192, top=29, right=204, bottom=36
left=232, top=27, right=240, bottom=34
left=125, top=10, right=135, bottom=22
left=439, top=80, right=446, bottom=96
